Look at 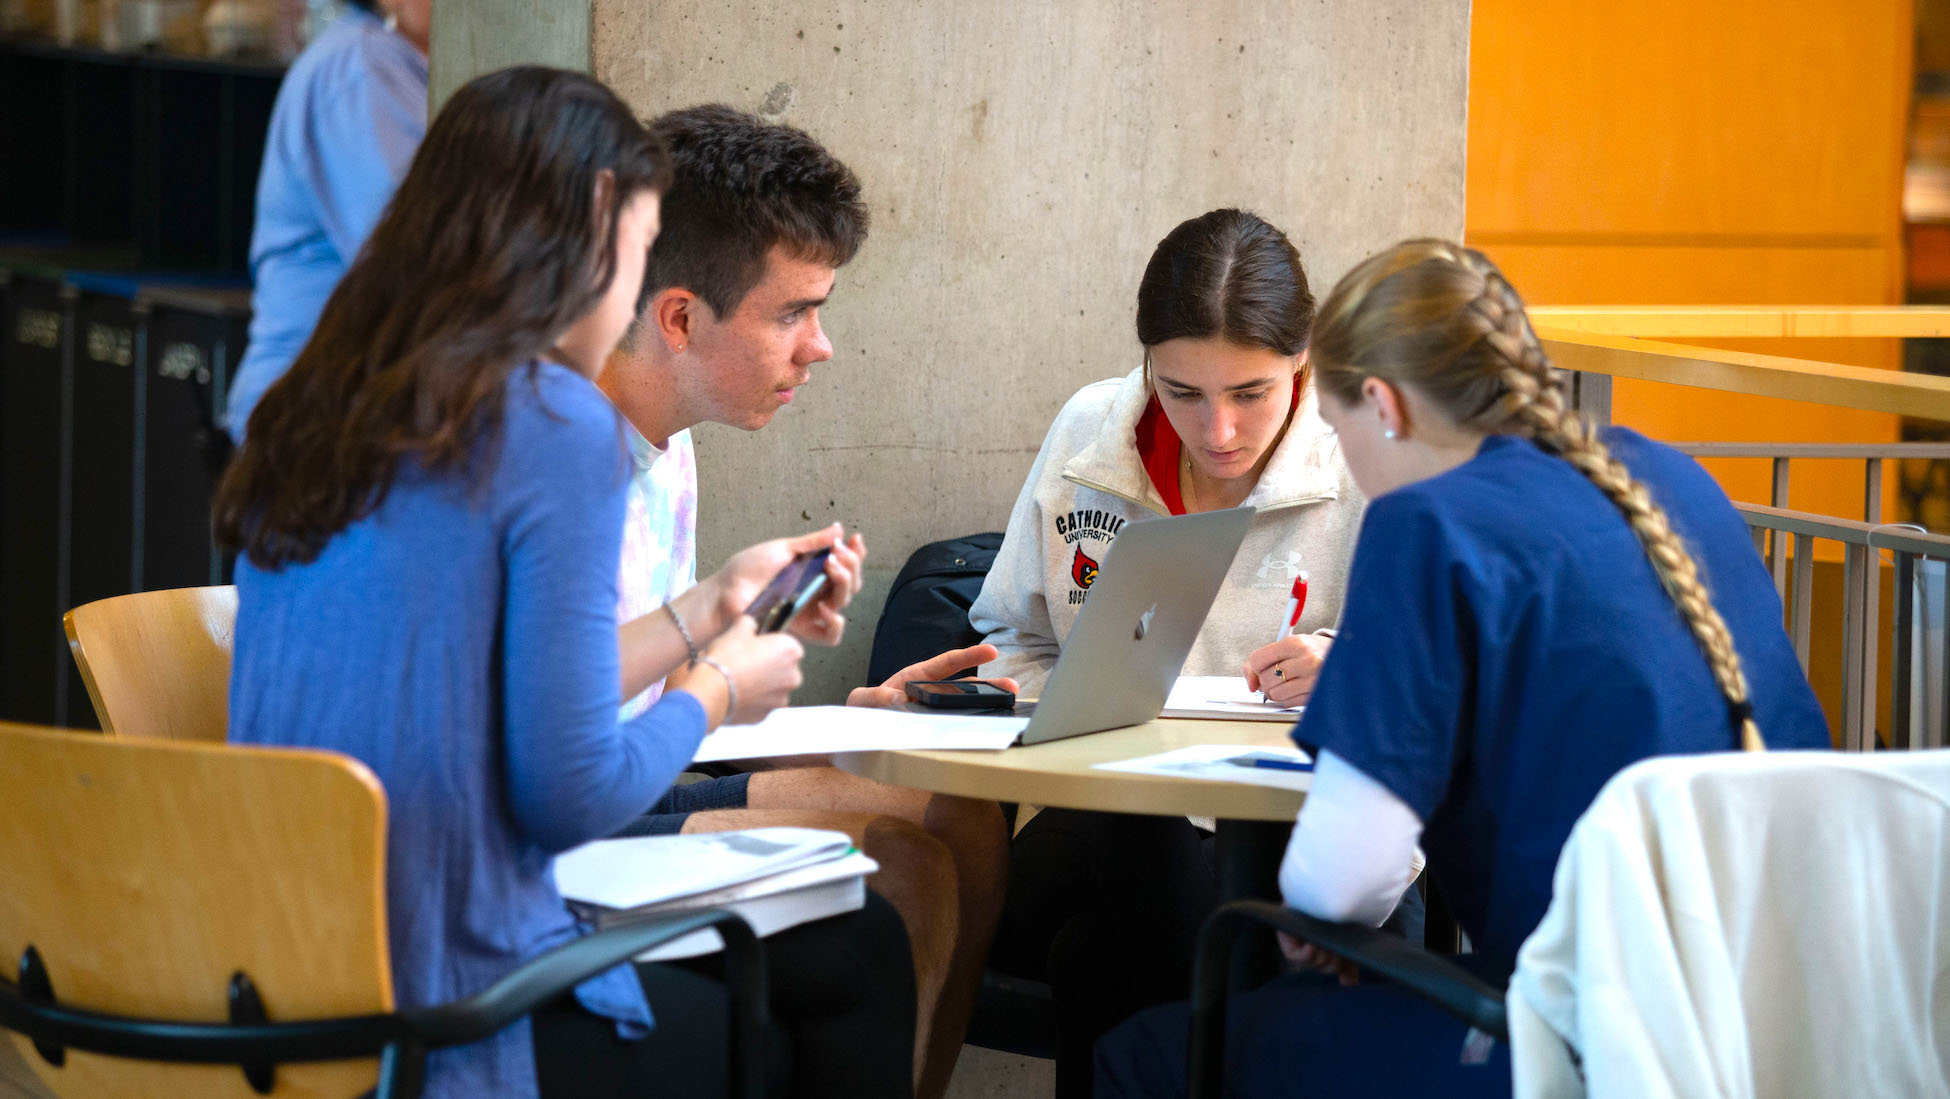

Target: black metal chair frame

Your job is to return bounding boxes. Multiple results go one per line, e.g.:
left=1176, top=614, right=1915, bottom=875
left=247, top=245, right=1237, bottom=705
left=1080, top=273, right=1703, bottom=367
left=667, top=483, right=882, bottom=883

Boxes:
left=0, top=907, right=769, bottom=1099
left=1188, top=899, right=1509, bottom=1099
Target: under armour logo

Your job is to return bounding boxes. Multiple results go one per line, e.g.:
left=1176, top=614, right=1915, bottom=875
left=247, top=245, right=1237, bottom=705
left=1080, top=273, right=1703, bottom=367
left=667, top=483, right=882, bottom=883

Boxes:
left=1257, top=551, right=1303, bottom=581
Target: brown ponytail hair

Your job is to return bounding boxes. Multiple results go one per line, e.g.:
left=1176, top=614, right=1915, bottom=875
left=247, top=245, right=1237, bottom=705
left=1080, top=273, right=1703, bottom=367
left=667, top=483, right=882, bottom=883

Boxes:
left=1311, top=240, right=1764, bottom=751
left=1135, top=208, right=1314, bottom=360
left=215, top=67, right=670, bottom=569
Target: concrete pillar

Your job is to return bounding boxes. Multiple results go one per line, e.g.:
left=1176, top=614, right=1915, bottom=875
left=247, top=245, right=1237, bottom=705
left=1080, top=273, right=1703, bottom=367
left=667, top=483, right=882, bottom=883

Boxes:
left=429, top=0, right=591, bottom=110
left=452, top=1, right=1470, bottom=702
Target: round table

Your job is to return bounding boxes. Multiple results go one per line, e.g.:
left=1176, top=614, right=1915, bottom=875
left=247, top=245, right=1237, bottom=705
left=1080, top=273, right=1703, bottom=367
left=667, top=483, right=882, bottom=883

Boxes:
left=835, top=716, right=1308, bottom=900
left=833, top=716, right=1306, bottom=821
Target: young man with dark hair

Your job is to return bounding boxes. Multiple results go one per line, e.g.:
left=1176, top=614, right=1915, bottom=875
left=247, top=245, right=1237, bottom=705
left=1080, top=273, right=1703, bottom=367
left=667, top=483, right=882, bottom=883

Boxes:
left=600, top=104, right=1008, bottom=1099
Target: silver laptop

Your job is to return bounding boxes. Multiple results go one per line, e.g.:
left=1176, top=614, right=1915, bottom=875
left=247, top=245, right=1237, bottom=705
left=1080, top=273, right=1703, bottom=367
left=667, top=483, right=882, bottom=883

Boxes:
left=1017, top=506, right=1254, bottom=745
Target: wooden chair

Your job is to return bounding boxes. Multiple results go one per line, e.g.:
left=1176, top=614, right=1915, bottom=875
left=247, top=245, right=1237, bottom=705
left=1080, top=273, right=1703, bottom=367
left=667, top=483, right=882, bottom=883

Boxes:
left=0, top=722, right=767, bottom=1098
left=63, top=586, right=235, bottom=740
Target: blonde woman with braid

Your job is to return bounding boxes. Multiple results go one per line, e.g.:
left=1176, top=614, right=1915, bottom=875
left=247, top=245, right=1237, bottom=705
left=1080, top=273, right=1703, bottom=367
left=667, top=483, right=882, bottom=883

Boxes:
left=1094, top=241, right=1828, bottom=1098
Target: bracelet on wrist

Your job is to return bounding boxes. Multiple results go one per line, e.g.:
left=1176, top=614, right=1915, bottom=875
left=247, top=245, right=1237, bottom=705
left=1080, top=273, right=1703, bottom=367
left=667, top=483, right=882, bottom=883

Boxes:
left=663, top=601, right=700, bottom=666
left=693, top=654, right=738, bottom=724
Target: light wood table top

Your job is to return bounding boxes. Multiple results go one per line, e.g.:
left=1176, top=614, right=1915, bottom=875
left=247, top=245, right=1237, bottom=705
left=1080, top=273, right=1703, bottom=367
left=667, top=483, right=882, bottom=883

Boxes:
left=834, top=716, right=1306, bottom=822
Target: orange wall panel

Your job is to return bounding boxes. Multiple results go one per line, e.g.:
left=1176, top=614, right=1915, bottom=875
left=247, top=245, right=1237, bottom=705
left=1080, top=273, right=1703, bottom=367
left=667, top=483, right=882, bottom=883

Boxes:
left=1468, top=0, right=1911, bottom=240
left=1479, top=244, right=1903, bottom=309
left=1468, top=0, right=1911, bottom=523
left=1482, top=242, right=1902, bottom=519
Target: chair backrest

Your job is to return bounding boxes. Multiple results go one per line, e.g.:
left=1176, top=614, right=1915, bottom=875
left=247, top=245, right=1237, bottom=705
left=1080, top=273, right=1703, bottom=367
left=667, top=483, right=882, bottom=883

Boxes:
left=1509, top=749, right=1950, bottom=1098
left=867, top=532, right=1003, bottom=685
left=64, top=586, right=236, bottom=740
left=0, top=722, right=392, bottom=1097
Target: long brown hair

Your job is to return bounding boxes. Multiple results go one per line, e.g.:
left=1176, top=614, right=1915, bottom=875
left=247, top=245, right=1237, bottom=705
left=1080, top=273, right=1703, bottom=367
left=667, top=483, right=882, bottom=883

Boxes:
left=215, top=66, right=670, bottom=568
left=1310, top=240, right=1765, bottom=751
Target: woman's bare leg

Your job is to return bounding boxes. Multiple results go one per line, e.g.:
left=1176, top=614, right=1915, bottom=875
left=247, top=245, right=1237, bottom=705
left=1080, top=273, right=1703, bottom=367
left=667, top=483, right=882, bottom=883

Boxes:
left=737, top=767, right=1009, bottom=1099
left=683, top=804, right=955, bottom=1090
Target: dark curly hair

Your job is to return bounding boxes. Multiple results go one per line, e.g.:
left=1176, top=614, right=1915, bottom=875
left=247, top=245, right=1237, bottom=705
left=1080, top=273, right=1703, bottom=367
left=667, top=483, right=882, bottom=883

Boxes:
left=215, top=66, right=669, bottom=568
left=641, top=104, right=868, bottom=319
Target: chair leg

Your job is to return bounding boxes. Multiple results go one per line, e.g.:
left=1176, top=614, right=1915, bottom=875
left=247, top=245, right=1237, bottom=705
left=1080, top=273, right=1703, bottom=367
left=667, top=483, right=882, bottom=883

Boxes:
left=1187, top=907, right=1249, bottom=1099
left=375, top=1037, right=427, bottom=1099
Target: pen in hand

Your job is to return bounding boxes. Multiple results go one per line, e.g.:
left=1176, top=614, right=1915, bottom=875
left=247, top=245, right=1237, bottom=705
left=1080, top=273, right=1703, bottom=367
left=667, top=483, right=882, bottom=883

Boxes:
left=1278, top=570, right=1310, bottom=642
left=1259, top=570, right=1309, bottom=699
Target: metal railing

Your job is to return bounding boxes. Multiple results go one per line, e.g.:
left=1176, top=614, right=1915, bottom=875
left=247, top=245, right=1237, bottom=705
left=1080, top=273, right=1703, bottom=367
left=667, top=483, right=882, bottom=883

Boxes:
left=1657, top=444, right=1950, bottom=753
left=1539, top=304, right=1950, bottom=427
left=1670, top=440, right=1950, bottom=558
left=1531, top=308, right=1950, bottom=754
left=1670, top=443, right=1950, bottom=516
left=1717, top=501, right=1949, bottom=752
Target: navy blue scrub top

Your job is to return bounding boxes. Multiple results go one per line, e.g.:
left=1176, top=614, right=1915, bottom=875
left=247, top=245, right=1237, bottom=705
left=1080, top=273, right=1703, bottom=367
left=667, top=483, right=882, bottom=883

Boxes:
left=1294, top=428, right=1828, bottom=977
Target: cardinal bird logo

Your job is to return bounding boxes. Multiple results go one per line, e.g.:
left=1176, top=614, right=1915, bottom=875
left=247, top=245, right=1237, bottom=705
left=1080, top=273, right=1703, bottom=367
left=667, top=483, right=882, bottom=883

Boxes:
left=1071, top=546, right=1100, bottom=589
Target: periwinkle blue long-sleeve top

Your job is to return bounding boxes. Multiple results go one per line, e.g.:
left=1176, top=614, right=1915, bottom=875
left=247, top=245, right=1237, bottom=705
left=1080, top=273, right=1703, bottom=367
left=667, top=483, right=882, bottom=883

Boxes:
left=226, top=5, right=426, bottom=439
left=229, top=362, right=708, bottom=1099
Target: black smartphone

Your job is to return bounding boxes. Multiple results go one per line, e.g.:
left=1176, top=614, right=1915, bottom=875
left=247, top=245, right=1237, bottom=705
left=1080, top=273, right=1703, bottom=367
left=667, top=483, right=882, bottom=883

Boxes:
left=904, top=680, right=1017, bottom=709
left=745, top=548, right=832, bottom=633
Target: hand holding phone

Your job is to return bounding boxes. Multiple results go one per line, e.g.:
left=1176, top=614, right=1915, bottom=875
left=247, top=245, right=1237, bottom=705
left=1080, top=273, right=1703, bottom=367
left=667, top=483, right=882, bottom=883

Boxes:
left=744, top=548, right=832, bottom=633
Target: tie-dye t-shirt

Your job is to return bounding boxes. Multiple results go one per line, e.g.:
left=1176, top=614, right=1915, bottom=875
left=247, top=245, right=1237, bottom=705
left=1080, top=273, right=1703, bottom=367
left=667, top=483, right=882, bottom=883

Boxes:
left=617, top=424, right=699, bottom=718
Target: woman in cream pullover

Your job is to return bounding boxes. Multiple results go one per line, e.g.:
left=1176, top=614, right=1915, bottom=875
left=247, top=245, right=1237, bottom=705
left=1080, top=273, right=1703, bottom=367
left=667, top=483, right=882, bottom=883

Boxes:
left=974, top=209, right=1369, bottom=1098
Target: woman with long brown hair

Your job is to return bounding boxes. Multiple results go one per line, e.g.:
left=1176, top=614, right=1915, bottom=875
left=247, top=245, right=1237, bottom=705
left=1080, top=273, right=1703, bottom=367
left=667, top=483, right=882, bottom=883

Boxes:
left=971, top=208, right=1361, bottom=702
left=217, top=67, right=913, bottom=1099
left=976, top=208, right=1375, bottom=1098
left=1095, top=240, right=1827, bottom=1096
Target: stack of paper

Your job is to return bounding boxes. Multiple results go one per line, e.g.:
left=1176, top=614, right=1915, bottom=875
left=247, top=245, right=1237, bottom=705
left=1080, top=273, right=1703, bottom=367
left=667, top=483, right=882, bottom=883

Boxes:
left=554, top=827, right=878, bottom=960
left=1160, top=676, right=1306, bottom=721
left=694, top=705, right=1026, bottom=762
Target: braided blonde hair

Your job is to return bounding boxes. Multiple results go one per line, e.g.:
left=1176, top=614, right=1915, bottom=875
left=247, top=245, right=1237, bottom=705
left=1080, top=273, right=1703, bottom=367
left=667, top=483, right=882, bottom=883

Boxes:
left=1311, top=240, right=1764, bottom=751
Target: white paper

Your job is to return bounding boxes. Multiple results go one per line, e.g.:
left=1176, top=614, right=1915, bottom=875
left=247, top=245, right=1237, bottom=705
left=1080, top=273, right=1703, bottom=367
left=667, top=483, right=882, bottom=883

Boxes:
left=553, top=826, right=853, bottom=910
left=1160, top=675, right=1306, bottom=721
left=693, top=705, right=1025, bottom=762
left=645, top=850, right=880, bottom=910
left=636, top=873, right=869, bottom=962
left=1092, top=744, right=1315, bottom=792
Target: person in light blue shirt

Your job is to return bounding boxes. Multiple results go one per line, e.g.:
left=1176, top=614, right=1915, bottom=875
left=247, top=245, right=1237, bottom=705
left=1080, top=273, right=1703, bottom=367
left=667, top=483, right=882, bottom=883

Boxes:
left=224, top=0, right=428, bottom=439
left=215, top=68, right=913, bottom=1099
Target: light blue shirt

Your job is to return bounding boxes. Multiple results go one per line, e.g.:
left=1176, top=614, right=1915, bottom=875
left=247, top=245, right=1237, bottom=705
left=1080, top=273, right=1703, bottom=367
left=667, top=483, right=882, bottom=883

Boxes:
left=229, top=363, right=708, bottom=1098
left=226, top=6, right=426, bottom=438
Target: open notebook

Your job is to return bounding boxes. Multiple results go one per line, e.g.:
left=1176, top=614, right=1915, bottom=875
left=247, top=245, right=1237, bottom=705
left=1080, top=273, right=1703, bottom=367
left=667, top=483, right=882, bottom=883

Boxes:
left=554, top=827, right=877, bottom=960
left=1160, top=675, right=1306, bottom=721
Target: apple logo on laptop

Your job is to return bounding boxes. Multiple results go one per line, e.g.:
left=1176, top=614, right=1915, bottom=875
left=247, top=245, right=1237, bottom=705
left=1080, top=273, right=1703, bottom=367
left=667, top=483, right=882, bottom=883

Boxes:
left=1134, top=604, right=1157, bottom=641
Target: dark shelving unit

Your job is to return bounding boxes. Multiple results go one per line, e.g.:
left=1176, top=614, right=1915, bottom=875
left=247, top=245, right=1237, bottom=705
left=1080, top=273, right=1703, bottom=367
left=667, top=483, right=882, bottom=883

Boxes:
left=0, top=38, right=276, bottom=724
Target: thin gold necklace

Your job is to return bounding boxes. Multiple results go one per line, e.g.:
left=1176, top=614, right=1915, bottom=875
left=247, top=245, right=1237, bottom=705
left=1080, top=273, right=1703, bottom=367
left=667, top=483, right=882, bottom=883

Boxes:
left=1181, top=448, right=1198, bottom=512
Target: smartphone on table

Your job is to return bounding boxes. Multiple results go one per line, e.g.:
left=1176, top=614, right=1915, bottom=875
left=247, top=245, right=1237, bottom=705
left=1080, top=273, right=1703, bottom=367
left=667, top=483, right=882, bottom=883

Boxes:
left=745, top=548, right=832, bottom=633
left=904, top=680, right=1017, bottom=710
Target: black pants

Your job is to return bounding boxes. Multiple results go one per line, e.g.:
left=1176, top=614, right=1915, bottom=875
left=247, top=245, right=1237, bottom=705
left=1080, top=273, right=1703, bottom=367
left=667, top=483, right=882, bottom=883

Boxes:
left=992, top=809, right=1425, bottom=1099
left=534, top=891, right=916, bottom=1098
left=1095, top=964, right=1510, bottom=1099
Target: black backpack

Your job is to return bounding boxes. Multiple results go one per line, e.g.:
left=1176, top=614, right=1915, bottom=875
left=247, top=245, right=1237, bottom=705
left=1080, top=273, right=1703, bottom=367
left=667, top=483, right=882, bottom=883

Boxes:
left=865, top=532, right=1005, bottom=685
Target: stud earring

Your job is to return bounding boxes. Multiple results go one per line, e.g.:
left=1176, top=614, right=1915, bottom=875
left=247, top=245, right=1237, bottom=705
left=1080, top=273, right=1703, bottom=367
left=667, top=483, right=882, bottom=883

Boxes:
left=1383, top=429, right=1397, bottom=440
left=675, top=344, right=686, bottom=353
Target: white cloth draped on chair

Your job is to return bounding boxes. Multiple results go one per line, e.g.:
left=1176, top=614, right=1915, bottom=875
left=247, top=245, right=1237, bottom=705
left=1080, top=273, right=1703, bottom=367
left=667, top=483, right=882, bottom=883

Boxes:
left=1509, top=749, right=1950, bottom=1099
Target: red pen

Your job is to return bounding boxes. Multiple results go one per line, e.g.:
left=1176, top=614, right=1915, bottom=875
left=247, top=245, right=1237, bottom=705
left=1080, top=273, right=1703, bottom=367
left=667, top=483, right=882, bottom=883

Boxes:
left=1258, top=570, right=1310, bottom=699
left=1276, top=570, right=1309, bottom=643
